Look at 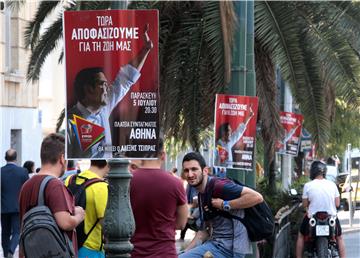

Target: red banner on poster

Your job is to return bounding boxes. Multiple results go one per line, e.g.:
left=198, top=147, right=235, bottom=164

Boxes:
left=213, top=94, right=258, bottom=171
left=64, top=10, right=159, bottom=159
left=276, top=111, right=304, bottom=156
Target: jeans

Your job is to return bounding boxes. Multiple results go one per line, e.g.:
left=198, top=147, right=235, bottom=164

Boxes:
left=179, top=241, right=246, bottom=258
left=1, top=213, right=20, bottom=257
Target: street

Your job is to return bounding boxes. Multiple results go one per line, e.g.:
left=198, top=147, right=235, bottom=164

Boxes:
left=344, top=230, right=360, bottom=258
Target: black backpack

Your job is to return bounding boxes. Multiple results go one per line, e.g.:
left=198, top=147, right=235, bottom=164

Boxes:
left=67, top=174, right=104, bottom=248
left=20, top=175, right=75, bottom=258
left=201, top=177, right=275, bottom=242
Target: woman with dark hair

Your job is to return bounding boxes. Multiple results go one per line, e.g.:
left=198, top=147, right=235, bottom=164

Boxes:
left=23, top=160, right=35, bottom=177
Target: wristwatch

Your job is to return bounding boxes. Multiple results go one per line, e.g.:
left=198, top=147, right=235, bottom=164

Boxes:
left=223, top=200, right=231, bottom=211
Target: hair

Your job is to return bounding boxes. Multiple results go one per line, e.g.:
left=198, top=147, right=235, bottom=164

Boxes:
left=23, top=160, right=35, bottom=174
left=91, top=160, right=108, bottom=169
left=36, top=167, right=41, bottom=173
left=5, top=149, right=17, bottom=162
left=74, top=67, right=104, bottom=102
left=327, top=157, right=336, bottom=166
left=40, top=133, right=65, bottom=165
left=217, top=123, right=230, bottom=140
left=182, top=152, right=207, bottom=170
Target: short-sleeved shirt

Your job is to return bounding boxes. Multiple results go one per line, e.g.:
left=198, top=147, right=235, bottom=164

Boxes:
left=199, top=177, right=252, bottom=254
left=302, top=178, right=340, bottom=216
left=130, top=168, right=186, bottom=258
left=19, top=175, right=76, bottom=251
left=65, top=170, right=108, bottom=251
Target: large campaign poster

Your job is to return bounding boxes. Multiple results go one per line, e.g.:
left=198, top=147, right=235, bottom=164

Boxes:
left=64, top=10, right=159, bottom=159
left=213, top=94, right=258, bottom=171
left=276, top=111, right=304, bottom=156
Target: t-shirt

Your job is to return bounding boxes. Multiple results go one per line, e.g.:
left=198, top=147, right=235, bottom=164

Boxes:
left=130, top=168, right=186, bottom=258
left=19, top=175, right=77, bottom=252
left=199, top=177, right=252, bottom=254
left=65, top=170, right=108, bottom=251
left=302, top=178, right=340, bottom=216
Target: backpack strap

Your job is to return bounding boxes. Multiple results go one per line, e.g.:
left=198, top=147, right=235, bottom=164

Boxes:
left=37, top=175, right=55, bottom=206
left=202, top=176, right=246, bottom=222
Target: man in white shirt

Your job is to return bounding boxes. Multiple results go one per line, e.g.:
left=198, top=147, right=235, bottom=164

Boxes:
left=296, top=160, right=345, bottom=258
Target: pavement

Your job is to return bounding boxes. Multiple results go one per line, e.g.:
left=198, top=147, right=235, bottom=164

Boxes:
left=337, top=210, right=360, bottom=234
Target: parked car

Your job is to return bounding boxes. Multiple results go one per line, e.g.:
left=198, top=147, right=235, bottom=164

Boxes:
left=339, top=171, right=360, bottom=211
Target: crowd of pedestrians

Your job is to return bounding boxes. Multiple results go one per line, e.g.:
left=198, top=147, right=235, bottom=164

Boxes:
left=1, top=133, right=348, bottom=258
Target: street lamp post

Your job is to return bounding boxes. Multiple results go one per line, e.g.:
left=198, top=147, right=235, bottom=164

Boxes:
left=104, top=159, right=135, bottom=257
left=103, top=2, right=133, bottom=257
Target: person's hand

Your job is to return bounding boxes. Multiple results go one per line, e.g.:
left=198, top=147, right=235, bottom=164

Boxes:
left=74, top=206, right=85, bottom=222
left=143, top=24, right=153, bottom=51
left=211, top=198, right=224, bottom=210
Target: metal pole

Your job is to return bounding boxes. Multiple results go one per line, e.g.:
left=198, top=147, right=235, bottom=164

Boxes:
left=103, top=2, right=134, bottom=257
left=228, top=1, right=257, bottom=257
left=104, top=159, right=135, bottom=258
left=347, top=144, right=353, bottom=227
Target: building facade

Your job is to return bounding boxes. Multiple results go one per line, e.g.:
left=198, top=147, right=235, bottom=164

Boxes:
left=0, top=2, right=42, bottom=167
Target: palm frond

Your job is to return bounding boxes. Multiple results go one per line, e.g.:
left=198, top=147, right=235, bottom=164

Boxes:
left=27, top=15, right=63, bottom=82
left=6, top=0, right=26, bottom=10
left=24, top=1, right=60, bottom=49
left=295, top=2, right=360, bottom=106
left=56, top=108, right=65, bottom=132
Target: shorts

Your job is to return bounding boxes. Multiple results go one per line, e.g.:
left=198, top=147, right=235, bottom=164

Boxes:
left=78, top=246, right=105, bottom=258
left=299, top=215, right=342, bottom=236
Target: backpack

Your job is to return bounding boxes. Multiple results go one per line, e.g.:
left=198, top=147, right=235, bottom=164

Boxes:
left=201, top=177, right=275, bottom=242
left=67, top=174, right=104, bottom=248
left=20, top=175, right=75, bottom=258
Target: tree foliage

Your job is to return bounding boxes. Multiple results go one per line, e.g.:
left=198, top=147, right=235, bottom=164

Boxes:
left=10, top=0, right=360, bottom=156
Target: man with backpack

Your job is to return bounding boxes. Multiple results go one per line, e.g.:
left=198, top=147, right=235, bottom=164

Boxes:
left=19, top=133, right=85, bottom=258
left=65, top=160, right=109, bottom=258
left=179, top=152, right=264, bottom=258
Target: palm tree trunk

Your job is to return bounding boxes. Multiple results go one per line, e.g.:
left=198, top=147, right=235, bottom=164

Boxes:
left=255, top=38, right=283, bottom=193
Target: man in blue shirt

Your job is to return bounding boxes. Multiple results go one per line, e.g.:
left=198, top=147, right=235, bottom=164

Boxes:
left=1, top=149, right=29, bottom=258
left=67, top=25, right=153, bottom=158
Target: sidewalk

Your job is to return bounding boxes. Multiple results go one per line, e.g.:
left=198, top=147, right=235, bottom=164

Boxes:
left=337, top=210, right=360, bottom=234
left=175, top=229, right=196, bottom=253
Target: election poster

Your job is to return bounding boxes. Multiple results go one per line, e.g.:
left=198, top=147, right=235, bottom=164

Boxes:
left=276, top=111, right=304, bottom=156
left=64, top=10, right=159, bottom=159
left=213, top=94, right=258, bottom=171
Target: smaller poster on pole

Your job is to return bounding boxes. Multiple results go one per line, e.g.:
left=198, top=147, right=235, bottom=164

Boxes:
left=276, top=111, right=304, bottom=156
left=213, top=94, right=258, bottom=170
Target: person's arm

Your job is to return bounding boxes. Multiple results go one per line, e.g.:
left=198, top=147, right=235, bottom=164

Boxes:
left=176, top=203, right=188, bottom=230
left=54, top=206, right=85, bottom=231
left=335, top=196, right=340, bottom=208
left=129, top=24, right=153, bottom=71
left=212, top=186, right=263, bottom=210
left=184, top=230, right=209, bottom=251
left=302, top=198, right=309, bottom=209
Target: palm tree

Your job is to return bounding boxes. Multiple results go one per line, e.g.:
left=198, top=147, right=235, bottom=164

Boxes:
left=10, top=1, right=360, bottom=162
